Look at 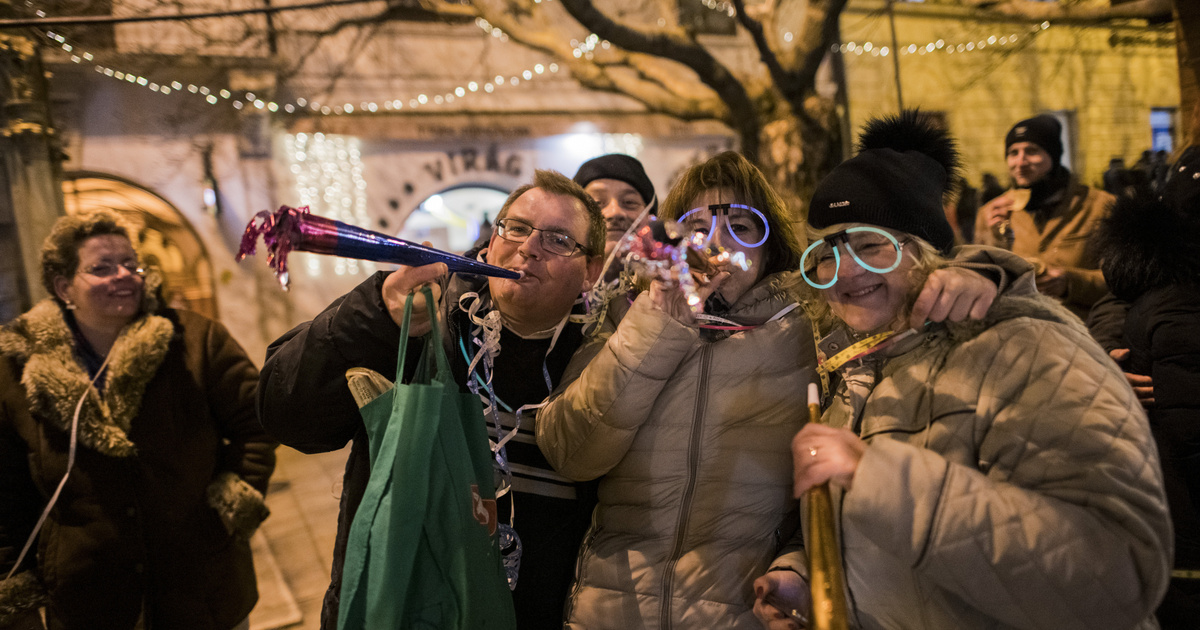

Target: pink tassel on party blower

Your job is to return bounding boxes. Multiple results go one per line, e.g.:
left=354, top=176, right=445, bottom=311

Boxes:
left=237, top=205, right=520, bottom=289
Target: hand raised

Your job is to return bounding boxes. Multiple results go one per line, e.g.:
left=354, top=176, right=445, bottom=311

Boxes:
left=381, top=259, right=448, bottom=337
left=753, top=570, right=810, bottom=630
left=983, top=195, right=1014, bottom=230
left=909, top=266, right=997, bottom=329
left=1109, top=348, right=1154, bottom=407
left=647, top=270, right=730, bottom=326
left=1034, top=265, right=1068, bottom=298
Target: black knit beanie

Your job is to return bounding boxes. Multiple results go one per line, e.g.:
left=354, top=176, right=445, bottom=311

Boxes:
left=809, top=110, right=958, bottom=253
left=1005, top=114, right=1064, bottom=167
left=573, top=154, right=657, bottom=215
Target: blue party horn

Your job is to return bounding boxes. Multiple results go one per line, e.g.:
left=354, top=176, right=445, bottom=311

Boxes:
left=238, top=205, right=520, bottom=289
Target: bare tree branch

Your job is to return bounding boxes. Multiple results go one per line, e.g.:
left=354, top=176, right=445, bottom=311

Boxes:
left=276, top=5, right=396, bottom=79
left=583, top=61, right=730, bottom=120
left=730, top=0, right=802, bottom=104
left=622, top=52, right=722, bottom=106
left=794, top=0, right=847, bottom=92
left=621, top=53, right=730, bottom=117
left=425, top=0, right=731, bottom=122
left=557, top=0, right=761, bottom=157
left=419, top=0, right=476, bottom=20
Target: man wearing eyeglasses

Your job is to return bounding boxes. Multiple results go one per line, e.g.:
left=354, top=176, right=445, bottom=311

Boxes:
left=257, top=169, right=605, bottom=630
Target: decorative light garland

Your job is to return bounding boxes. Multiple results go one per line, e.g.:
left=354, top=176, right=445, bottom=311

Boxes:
left=833, top=21, right=1051, bottom=58
left=474, top=15, right=611, bottom=60
left=43, top=30, right=562, bottom=116
left=281, top=132, right=376, bottom=278
left=46, top=1, right=1054, bottom=116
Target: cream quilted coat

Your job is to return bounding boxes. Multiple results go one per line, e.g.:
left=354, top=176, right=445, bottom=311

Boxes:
left=773, top=291, right=1172, bottom=630
left=537, top=271, right=813, bottom=629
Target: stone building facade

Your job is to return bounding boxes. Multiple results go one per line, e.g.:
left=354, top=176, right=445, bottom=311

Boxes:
left=5, top=0, right=1180, bottom=362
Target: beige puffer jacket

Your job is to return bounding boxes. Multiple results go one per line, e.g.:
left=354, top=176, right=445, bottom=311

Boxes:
left=536, top=271, right=814, bottom=629
left=773, top=291, right=1172, bottom=630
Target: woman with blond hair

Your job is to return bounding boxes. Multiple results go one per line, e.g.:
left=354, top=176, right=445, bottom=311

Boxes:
left=537, top=149, right=1006, bottom=629
left=754, top=112, right=1171, bottom=630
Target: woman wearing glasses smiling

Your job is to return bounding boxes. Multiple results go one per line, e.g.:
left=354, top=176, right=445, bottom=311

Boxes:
left=0, top=210, right=275, bottom=630
left=536, top=148, right=1012, bottom=629
left=754, top=112, right=1171, bottom=630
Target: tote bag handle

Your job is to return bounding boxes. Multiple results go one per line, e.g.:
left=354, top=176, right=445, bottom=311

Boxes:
left=397, top=286, right=452, bottom=387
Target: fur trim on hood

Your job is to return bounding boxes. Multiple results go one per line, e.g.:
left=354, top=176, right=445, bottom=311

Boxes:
left=1094, top=191, right=1200, bottom=302
left=0, top=299, right=174, bottom=457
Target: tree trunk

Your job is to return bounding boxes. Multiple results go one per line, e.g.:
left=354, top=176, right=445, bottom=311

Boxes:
left=752, top=88, right=843, bottom=218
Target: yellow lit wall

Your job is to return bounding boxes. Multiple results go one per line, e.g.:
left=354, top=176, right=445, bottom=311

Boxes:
left=839, top=1, right=1179, bottom=188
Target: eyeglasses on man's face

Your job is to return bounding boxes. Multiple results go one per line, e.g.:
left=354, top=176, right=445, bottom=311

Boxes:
left=495, top=217, right=588, bottom=257
left=78, top=261, right=145, bottom=279
left=800, top=226, right=908, bottom=289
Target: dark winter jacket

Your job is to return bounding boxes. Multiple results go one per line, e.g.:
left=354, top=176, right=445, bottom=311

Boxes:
left=1085, top=291, right=1130, bottom=353
left=258, top=269, right=594, bottom=630
left=1096, top=189, right=1200, bottom=625
left=0, top=301, right=274, bottom=630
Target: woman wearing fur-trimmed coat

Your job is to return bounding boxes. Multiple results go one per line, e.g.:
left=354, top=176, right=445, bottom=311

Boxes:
left=0, top=210, right=275, bottom=630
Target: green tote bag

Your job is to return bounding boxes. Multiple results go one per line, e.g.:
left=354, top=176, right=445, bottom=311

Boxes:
left=338, top=288, right=516, bottom=630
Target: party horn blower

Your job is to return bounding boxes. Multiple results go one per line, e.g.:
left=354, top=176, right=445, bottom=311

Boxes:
left=806, top=382, right=849, bottom=630
left=237, top=205, right=520, bottom=289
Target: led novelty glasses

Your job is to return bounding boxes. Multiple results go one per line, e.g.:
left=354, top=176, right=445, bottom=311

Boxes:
left=800, top=226, right=907, bottom=289
left=678, top=203, right=770, bottom=249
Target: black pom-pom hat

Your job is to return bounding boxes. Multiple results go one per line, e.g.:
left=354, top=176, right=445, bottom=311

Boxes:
left=808, top=110, right=959, bottom=253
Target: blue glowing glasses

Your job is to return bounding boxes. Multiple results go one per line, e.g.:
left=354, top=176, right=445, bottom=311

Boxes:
left=678, top=203, right=770, bottom=249
left=800, top=226, right=906, bottom=289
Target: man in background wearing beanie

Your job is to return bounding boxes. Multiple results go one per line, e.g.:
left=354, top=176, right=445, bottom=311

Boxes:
left=573, top=154, right=657, bottom=262
left=974, top=114, right=1115, bottom=319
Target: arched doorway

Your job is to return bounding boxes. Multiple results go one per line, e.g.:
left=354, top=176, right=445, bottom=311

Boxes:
left=400, top=184, right=510, bottom=255
left=61, top=172, right=218, bottom=319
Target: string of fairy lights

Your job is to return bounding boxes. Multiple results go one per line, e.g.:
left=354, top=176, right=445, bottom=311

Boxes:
left=282, top=132, right=377, bottom=278
left=43, top=5, right=1055, bottom=116
left=42, top=25, right=561, bottom=116
left=834, top=20, right=1052, bottom=58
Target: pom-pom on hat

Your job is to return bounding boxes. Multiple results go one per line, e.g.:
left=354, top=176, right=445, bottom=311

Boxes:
left=573, top=154, right=657, bottom=215
left=808, top=110, right=958, bottom=253
left=1005, top=114, right=1064, bottom=167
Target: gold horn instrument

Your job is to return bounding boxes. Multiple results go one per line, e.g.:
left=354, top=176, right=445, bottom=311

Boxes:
left=805, top=382, right=850, bottom=630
